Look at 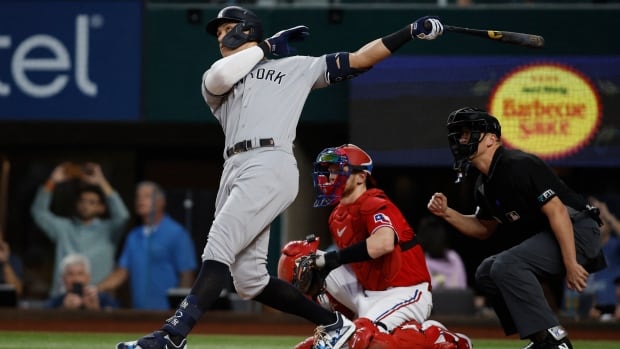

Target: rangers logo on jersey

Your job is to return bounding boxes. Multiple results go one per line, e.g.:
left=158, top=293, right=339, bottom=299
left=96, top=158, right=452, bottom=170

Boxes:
left=373, top=213, right=391, bottom=224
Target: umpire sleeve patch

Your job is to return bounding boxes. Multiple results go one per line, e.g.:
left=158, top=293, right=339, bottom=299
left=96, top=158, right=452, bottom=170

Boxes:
left=537, top=189, right=556, bottom=204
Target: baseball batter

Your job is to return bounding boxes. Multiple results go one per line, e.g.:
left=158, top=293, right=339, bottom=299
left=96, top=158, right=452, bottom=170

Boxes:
left=427, top=107, right=607, bottom=349
left=116, top=6, right=443, bottom=349
left=279, top=144, right=471, bottom=349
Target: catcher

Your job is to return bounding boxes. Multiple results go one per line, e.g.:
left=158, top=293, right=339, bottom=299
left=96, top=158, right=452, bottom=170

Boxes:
left=278, top=144, right=471, bottom=349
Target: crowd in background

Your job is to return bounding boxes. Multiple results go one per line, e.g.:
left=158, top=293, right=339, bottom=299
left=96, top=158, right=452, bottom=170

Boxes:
left=1, top=160, right=618, bottom=322
left=1, top=162, right=198, bottom=311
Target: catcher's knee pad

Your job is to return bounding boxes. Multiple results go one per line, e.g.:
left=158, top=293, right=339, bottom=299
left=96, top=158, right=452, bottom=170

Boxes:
left=294, top=336, right=314, bottom=349
left=422, top=320, right=470, bottom=349
left=368, top=332, right=398, bottom=349
left=391, top=320, right=429, bottom=349
left=453, top=333, right=472, bottom=349
left=348, top=318, right=378, bottom=349
left=421, top=320, right=447, bottom=342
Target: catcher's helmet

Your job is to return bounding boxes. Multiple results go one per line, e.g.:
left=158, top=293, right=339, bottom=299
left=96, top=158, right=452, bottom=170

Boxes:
left=313, top=144, right=374, bottom=207
left=205, top=6, right=263, bottom=49
left=446, top=107, right=501, bottom=182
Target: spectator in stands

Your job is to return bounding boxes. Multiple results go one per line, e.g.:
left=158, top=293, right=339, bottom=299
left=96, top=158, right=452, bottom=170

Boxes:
left=0, top=233, right=24, bottom=297
left=30, top=162, right=130, bottom=296
left=586, top=196, right=620, bottom=321
left=615, top=277, right=620, bottom=320
left=45, top=253, right=119, bottom=310
left=417, top=216, right=468, bottom=290
left=98, top=181, right=197, bottom=310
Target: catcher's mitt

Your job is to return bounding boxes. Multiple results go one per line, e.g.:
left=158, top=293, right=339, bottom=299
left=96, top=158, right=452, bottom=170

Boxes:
left=292, top=254, right=327, bottom=297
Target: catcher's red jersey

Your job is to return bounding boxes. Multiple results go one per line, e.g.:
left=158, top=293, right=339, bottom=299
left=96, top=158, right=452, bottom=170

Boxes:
left=328, top=188, right=431, bottom=290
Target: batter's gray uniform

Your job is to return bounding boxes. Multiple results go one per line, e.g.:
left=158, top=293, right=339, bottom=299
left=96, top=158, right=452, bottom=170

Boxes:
left=201, top=55, right=329, bottom=299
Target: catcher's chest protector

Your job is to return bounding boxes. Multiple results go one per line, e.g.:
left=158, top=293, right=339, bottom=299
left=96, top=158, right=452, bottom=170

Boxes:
left=328, top=190, right=402, bottom=290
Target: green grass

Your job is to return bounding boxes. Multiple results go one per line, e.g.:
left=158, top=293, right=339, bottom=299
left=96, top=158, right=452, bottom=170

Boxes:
left=0, top=331, right=618, bottom=349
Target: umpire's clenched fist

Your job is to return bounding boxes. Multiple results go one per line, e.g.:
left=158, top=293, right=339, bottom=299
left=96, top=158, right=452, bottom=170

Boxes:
left=427, top=192, right=448, bottom=217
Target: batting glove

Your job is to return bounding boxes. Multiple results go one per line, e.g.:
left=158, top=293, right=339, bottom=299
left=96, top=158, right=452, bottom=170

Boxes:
left=262, top=25, right=310, bottom=57
left=412, top=16, right=443, bottom=40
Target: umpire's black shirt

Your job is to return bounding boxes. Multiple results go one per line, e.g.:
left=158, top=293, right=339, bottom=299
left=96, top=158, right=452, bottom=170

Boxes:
left=474, top=146, right=588, bottom=237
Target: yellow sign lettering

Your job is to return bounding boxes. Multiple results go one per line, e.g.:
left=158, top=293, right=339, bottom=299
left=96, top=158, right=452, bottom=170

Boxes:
left=489, top=64, right=601, bottom=159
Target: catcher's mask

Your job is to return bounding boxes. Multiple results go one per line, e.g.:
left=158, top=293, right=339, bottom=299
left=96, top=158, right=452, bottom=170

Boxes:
left=277, top=235, right=320, bottom=284
left=312, top=144, right=374, bottom=207
left=446, top=107, right=501, bottom=183
left=205, top=6, right=263, bottom=49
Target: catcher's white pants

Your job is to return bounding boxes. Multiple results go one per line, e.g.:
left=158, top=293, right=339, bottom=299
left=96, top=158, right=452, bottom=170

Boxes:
left=324, top=264, right=432, bottom=332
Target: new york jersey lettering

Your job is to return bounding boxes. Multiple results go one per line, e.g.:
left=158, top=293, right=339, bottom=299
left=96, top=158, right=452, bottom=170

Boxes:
left=248, top=68, right=286, bottom=84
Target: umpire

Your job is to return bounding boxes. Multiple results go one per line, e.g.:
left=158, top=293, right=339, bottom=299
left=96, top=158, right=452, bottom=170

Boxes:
left=427, top=107, right=606, bottom=349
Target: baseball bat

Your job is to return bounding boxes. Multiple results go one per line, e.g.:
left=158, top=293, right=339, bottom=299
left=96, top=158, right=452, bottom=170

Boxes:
left=425, top=22, right=545, bottom=48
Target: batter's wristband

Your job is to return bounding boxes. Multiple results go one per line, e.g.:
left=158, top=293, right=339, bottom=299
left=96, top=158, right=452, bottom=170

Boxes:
left=381, top=25, right=413, bottom=53
left=258, top=41, right=271, bottom=56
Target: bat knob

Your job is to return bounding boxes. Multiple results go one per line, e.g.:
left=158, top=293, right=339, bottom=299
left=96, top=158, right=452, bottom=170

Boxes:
left=423, top=20, right=432, bottom=31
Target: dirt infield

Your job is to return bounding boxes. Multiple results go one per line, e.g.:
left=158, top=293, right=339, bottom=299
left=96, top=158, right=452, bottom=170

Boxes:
left=1, top=309, right=619, bottom=341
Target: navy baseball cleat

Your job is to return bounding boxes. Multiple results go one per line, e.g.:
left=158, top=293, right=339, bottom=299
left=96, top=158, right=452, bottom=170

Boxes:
left=312, top=312, right=356, bottom=349
left=116, top=331, right=187, bottom=349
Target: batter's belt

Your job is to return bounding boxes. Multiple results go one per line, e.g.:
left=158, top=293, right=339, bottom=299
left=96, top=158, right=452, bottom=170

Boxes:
left=226, top=138, right=275, bottom=157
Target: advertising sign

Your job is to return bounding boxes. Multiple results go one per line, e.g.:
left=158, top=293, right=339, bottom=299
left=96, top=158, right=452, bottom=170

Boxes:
left=351, top=56, right=620, bottom=167
left=489, top=63, right=602, bottom=160
left=0, top=1, right=142, bottom=120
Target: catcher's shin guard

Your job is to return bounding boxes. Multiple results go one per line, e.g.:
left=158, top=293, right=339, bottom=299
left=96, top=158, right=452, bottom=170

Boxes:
left=367, top=332, right=398, bottom=349
left=454, top=333, right=472, bottom=349
left=347, top=318, right=378, bottom=349
left=296, top=336, right=315, bottom=349
left=391, top=320, right=431, bottom=349
left=422, top=320, right=471, bottom=349
left=433, top=343, right=457, bottom=349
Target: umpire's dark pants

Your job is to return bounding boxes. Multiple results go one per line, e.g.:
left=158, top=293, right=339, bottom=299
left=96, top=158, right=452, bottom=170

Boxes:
left=475, top=213, right=603, bottom=339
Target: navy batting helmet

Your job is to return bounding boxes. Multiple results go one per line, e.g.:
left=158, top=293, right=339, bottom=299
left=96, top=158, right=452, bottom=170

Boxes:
left=206, top=6, right=263, bottom=49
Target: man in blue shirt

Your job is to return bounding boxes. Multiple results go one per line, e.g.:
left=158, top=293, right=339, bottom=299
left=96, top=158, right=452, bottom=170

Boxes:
left=98, top=181, right=197, bottom=310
